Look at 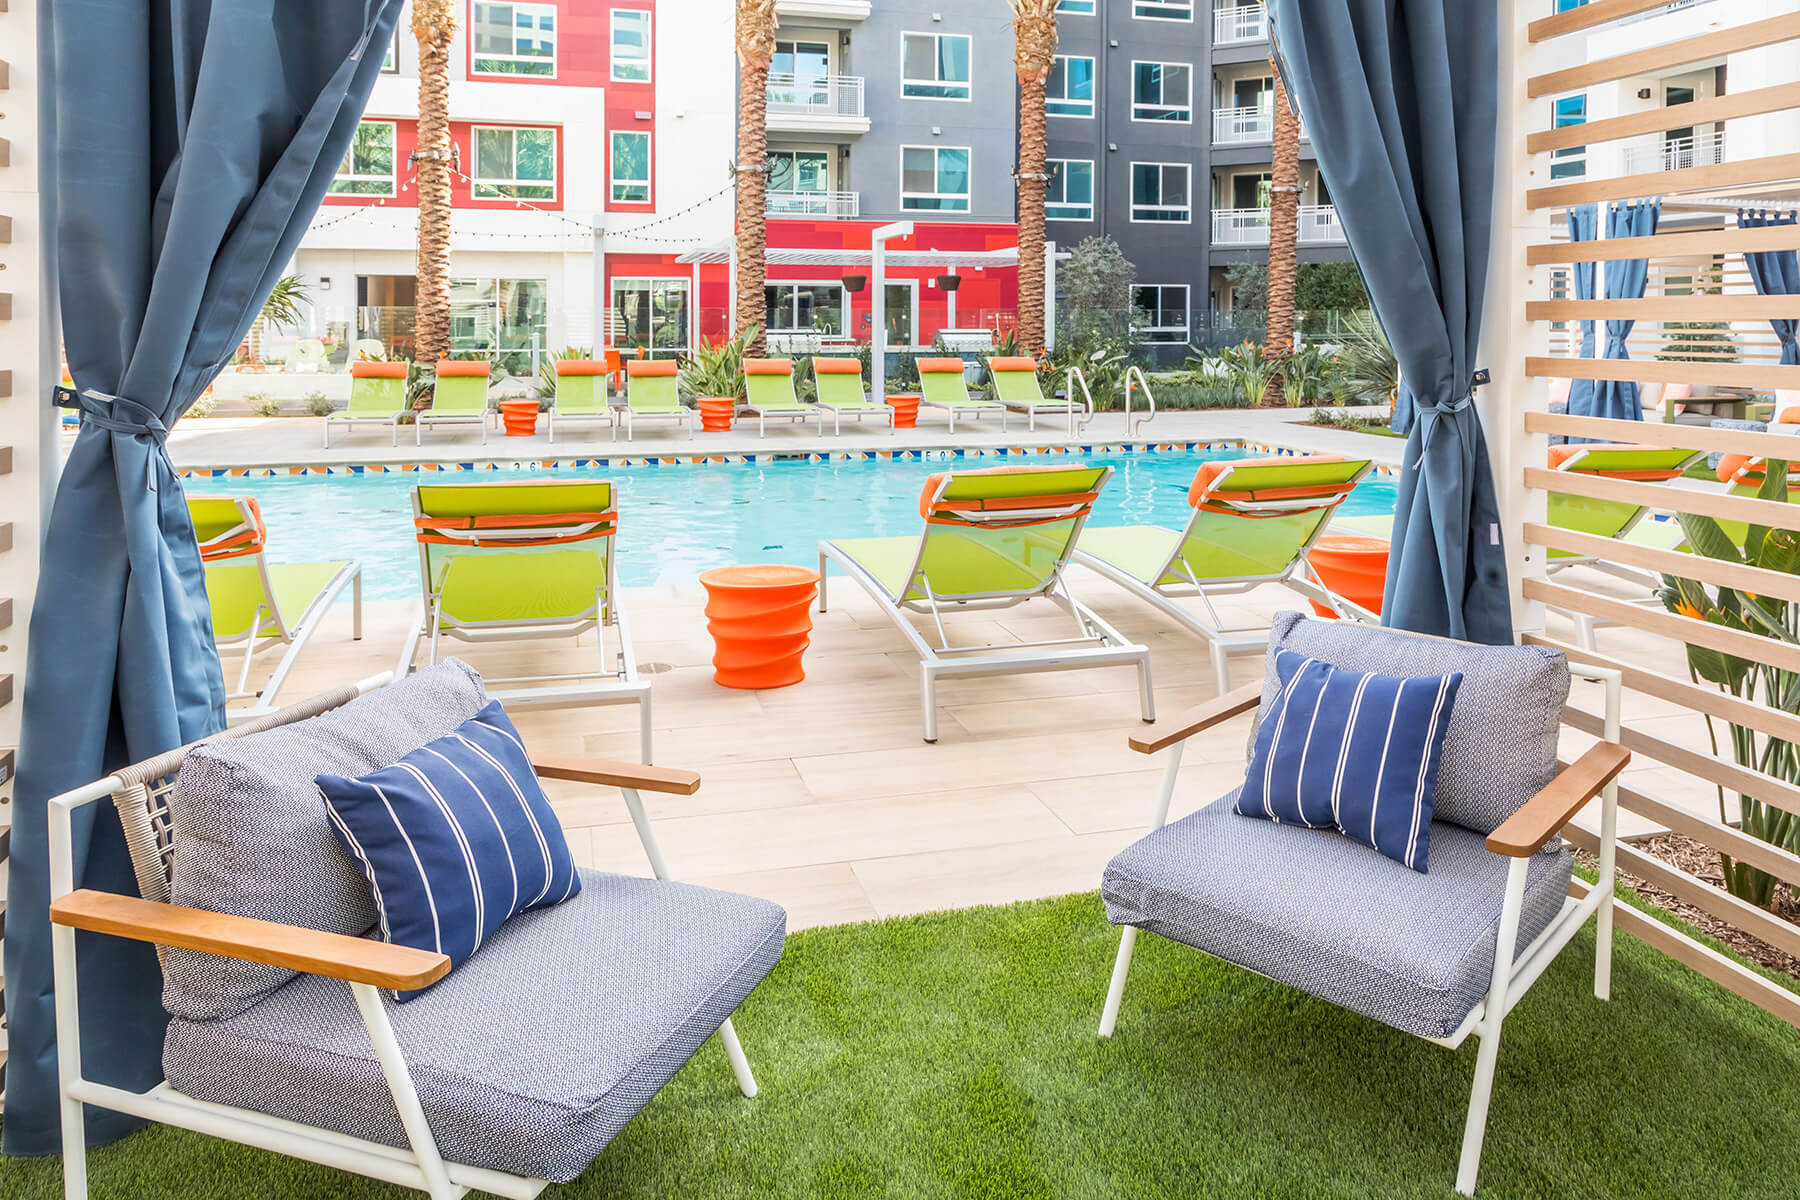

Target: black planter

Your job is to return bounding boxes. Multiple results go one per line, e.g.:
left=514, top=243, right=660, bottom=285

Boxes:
left=936, top=274, right=961, bottom=292
left=841, top=274, right=868, bottom=293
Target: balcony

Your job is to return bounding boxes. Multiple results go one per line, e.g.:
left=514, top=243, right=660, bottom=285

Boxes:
left=768, top=190, right=861, bottom=220
left=774, top=0, right=870, bottom=18
left=1622, top=128, right=1727, bottom=174
left=1212, top=4, right=1268, bottom=44
left=767, top=73, right=870, bottom=136
left=1211, top=106, right=1309, bottom=145
left=1210, top=204, right=1345, bottom=246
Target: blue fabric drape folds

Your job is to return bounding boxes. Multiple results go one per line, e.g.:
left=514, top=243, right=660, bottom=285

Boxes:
left=3, top=0, right=404, bottom=1155
left=1566, top=205, right=1598, bottom=415
left=1267, top=0, right=1510, bottom=644
left=1740, top=209, right=1800, bottom=366
left=1590, top=199, right=1660, bottom=421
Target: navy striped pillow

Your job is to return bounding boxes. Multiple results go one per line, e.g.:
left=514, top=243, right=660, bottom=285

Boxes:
left=1236, top=649, right=1462, bottom=872
left=318, top=700, right=580, bottom=999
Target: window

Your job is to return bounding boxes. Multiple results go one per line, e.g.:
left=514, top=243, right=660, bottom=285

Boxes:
left=1132, top=62, right=1192, bottom=122
left=1554, top=0, right=1587, bottom=11
left=1047, top=56, right=1096, bottom=117
left=1047, top=160, right=1094, bottom=221
left=1056, top=0, right=1096, bottom=11
left=769, top=149, right=832, bottom=195
left=883, top=281, right=917, bottom=347
left=449, top=277, right=549, bottom=372
left=612, top=279, right=690, bottom=352
left=1134, top=0, right=1193, bottom=20
left=901, top=32, right=971, bottom=101
left=1230, top=171, right=1272, bottom=208
left=471, top=3, right=556, bottom=76
left=330, top=121, right=396, bottom=196
left=1131, top=162, right=1191, bottom=222
left=764, top=284, right=847, bottom=335
left=611, top=9, right=652, bottom=82
left=472, top=126, right=557, bottom=200
left=381, top=31, right=398, bottom=72
left=1551, top=94, right=1586, bottom=180
left=1133, top=285, right=1190, bottom=343
left=901, top=146, right=971, bottom=212
left=610, top=130, right=651, bottom=203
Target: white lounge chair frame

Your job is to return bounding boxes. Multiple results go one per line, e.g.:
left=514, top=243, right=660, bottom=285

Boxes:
left=47, top=674, right=759, bottom=1200
left=617, top=402, right=694, bottom=442
left=818, top=469, right=1155, bottom=742
left=917, top=364, right=1008, bottom=435
left=546, top=397, right=614, bottom=443
left=323, top=409, right=405, bottom=448
left=811, top=381, right=896, bottom=435
left=1098, top=666, right=1625, bottom=1197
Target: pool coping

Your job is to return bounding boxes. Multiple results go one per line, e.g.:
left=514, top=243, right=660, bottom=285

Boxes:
left=178, top=438, right=1404, bottom=479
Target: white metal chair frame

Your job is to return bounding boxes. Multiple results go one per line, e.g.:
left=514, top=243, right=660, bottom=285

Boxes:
left=811, top=384, right=897, bottom=436
left=1097, top=666, right=1626, bottom=1197
left=818, top=468, right=1155, bottom=742
left=415, top=408, right=491, bottom=445
left=47, top=675, right=760, bottom=1200
left=322, top=408, right=406, bottom=448
left=916, top=367, right=1008, bottom=435
left=1073, top=459, right=1375, bottom=692
left=617, top=401, right=694, bottom=442
left=546, top=397, right=614, bottom=444
left=741, top=384, right=827, bottom=439
left=987, top=365, right=1092, bottom=436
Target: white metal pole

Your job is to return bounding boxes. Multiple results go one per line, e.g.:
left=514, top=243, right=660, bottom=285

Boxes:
left=869, top=221, right=913, bottom=405
left=1044, top=240, right=1057, bottom=352
left=591, top=223, right=607, bottom=351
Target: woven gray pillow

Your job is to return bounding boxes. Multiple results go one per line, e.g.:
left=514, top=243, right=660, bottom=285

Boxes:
left=1250, top=612, right=1570, bottom=836
left=164, top=659, right=488, bottom=1020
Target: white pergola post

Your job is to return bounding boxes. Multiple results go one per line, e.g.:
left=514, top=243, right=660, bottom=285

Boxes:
left=869, top=221, right=913, bottom=403
left=590, top=223, right=606, bottom=351
left=1044, top=240, right=1058, bottom=351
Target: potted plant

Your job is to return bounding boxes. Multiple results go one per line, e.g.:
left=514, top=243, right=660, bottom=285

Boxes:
left=841, top=273, right=868, bottom=293
left=679, top=323, right=758, bottom=432
left=936, top=274, right=961, bottom=293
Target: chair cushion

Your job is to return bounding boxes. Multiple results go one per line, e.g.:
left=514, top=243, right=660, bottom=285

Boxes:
left=165, top=661, right=489, bottom=1021
left=164, top=870, right=787, bottom=1183
left=1255, top=612, right=1569, bottom=835
left=317, top=700, right=581, bottom=1001
left=1104, top=793, right=1572, bottom=1039
left=1238, top=649, right=1462, bottom=871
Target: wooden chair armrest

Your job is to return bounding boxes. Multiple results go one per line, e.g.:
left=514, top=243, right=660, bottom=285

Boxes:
left=1128, top=680, right=1265, bottom=755
left=531, top=755, right=701, bottom=795
left=48, top=890, right=450, bottom=991
left=1486, top=742, right=1631, bottom=857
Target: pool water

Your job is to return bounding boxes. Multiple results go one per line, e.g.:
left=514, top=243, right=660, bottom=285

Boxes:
left=196, top=449, right=1398, bottom=602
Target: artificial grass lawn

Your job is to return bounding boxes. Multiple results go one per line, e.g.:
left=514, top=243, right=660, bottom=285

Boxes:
left=4, top=890, right=1799, bottom=1199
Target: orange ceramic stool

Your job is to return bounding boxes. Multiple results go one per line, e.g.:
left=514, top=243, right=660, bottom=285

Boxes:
left=499, top=399, right=540, bottom=437
left=1307, top=534, right=1389, bottom=618
left=697, top=397, right=735, bottom=432
left=887, top=394, right=921, bottom=429
left=699, top=564, right=820, bottom=688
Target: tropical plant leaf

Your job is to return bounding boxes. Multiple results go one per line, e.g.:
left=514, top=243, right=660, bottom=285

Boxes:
left=1677, top=512, right=1743, bottom=565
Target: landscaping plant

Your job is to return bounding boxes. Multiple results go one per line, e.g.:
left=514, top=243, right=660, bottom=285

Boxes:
left=679, top=323, right=759, bottom=401
left=1278, top=345, right=1333, bottom=407
left=1217, top=341, right=1278, bottom=407
left=304, top=391, right=335, bottom=417
left=1327, top=310, right=1400, bottom=408
left=249, top=394, right=282, bottom=418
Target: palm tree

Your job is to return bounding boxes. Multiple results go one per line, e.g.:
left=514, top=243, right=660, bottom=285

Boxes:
left=1008, top=1, right=1058, bottom=355
left=246, top=274, right=310, bottom=364
left=735, top=0, right=779, bottom=356
left=1263, top=50, right=1301, bottom=404
left=413, top=0, right=457, bottom=371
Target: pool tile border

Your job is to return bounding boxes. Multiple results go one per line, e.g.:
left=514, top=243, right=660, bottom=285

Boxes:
left=180, top=440, right=1402, bottom=480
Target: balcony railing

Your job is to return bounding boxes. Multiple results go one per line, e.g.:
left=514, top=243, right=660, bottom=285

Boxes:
left=1210, top=205, right=1345, bottom=246
left=1212, top=4, right=1268, bottom=43
left=1212, top=105, right=1272, bottom=144
left=1622, top=128, right=1727, bottom=174
left=768, top=190, right=860, bottom=219
left=767, top=73, right=866, bottom=120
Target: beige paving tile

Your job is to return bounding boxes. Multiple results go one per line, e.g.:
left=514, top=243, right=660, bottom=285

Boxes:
left=851, top=831, right=1136, bottom=919
left=1027, top=761, right=1237, bottom=835
left=548, top=757, right=816, bottom=828
left=686, top=863, right=877, bottom=931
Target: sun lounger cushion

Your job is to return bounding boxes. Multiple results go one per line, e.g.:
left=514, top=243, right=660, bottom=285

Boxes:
left=351, top=361, right=408, bottom=379
left=627, top=359, right=678, bottom=377
left=317, top=700, right=582, bottom=1001
left=987, top=357, right=1038, bottom=372
left=164, top=660, right=490, bottom=1021
left=917, top=358, right=966, bottom=373
left=435, top=360, right=491, bottom=378
left=744, top=359, right=793, bottom=375
left=164, top=869, right=786, bottom=1182
left=1254, top=612, right=1569, bottom=837
left=1103, top=791, right=1571, bottom=1038
left=812, top=358, right=863, bottom=374
left=555, top=359, right=610, bottom=376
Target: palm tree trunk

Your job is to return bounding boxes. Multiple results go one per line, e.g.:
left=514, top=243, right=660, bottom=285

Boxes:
left=736, top=1, right=778, bottom=357
left=414, top=0, right=456, bottom=377
left=1264, top=54, right=1301, bottom=405
left=1010, top=3, right=1057, bottom=356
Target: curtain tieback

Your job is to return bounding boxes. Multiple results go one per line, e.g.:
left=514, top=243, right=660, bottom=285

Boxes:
left=1412, top=391, right=1474, bottom=465
left=54, top=385, right=174, bottom=489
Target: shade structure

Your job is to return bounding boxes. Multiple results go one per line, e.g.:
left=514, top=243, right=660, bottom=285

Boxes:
left=1267, top=0, right=1511, bottom=644
left=1741, top=209, right=1800, bottom=366
left=1590, top=200, right=1661, bottom=422
left=2, top=0, right=405, bottom=1154
left=1566, top=205, right=1599, bottom=416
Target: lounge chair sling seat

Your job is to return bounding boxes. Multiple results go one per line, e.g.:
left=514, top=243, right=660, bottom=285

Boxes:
left=811, top=359, right=879, bottom=408
left=203, top=559, right=355, bottom=640
left=1102, top=793, right=1572, bottom=1039
left=744, top=362, right=809, bottom=411
left=163, top=869, right=786, bottom=1183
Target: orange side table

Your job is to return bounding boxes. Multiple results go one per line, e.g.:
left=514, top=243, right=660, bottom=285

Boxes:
left=887, top=393, right=921, bottom=429
left=1307, top=534, right=1389, bottom=619
left=699, top=564, right=821, bottom=689
left=697, top=397, right=735, bottom=433
left=498, top=399, right=540, bottom=437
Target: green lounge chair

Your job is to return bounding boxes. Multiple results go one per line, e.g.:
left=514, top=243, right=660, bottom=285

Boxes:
left=1074, top=454, right=1372, bottom=692
left=809, top=357, right=895, bottom=434
left=403, top=478, right=653, bottom=759
left=621, top=358, right=694, bottom=442
left=1545, top=442, right=1698, bottom=569
left=549, top=358, right=614, bottom=443
left=819, top=464, right=1153, bottom=742
left=322, top=360, right=409, bottom=448
left=417, top=358, right=492, bottom=444
left=986, top=356, right=1088, bottom=434
left=189, top=495, right=363, bottom=718
left=743, top=358, right=825, bottom=437
left=917, top=356, right=1007, bottom=434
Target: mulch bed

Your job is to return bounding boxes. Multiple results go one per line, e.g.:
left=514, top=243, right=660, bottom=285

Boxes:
left=1577, top=832, right=1800, bottom=984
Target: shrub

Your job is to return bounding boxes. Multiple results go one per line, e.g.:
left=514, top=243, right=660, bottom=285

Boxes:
left=1327, top=311, right=1399, bottom=407
left=679, top=323, right=758, bottom=400
left=1041, top=334, right=1130, bottom=409
left=1061, top=236, right=1137, bottom=340
left=304, top=391, right=335, bottom=417
left=1277, top=346, right=1334, bottom=407
left=248, top=393, right=282, bottom=418
left=185, top=394, right=216, bottom=419
left=1216, top=342, right=1277, bottom=406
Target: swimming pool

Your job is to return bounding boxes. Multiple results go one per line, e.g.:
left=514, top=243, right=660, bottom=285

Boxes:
left=193, top=449, right=1398, bottom=602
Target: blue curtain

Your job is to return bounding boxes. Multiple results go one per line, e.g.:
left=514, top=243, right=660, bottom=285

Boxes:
left=1589, top=199, right=1660, bottom=421
left=3, top=0, right=404, bottom=1155
left=1741, top=209, right=1800, bottom=366
left=1267, top=0, right=1510, bottom=643
left=1566, top=205, right=1598, bottom=414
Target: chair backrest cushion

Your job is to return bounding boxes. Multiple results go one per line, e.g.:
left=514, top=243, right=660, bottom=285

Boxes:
left=812, top=357, right=863, bottom=375
left=1255, top=612, right=1569, bottom=836
left=351, top=361, right=408, bottom=379
left=435, top=360, right=491, bottom=378
left=164, top=660, right=490, bottom=1020
left=318, top=699, right=580, bottom=1001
